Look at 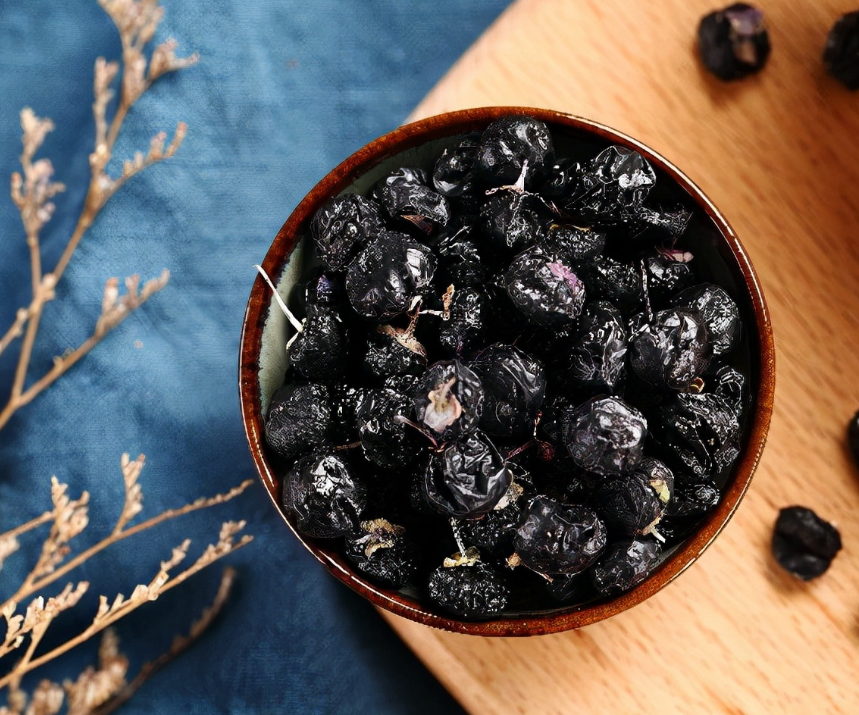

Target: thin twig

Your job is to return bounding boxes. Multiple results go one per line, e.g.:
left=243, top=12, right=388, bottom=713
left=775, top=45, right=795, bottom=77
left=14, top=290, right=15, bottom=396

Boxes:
left=89, top=568, right=236, bottom=715
left=0, top=512, right=53, bottom=543
left=0, top=537, right=251, bottom=689
left=0, top=480, right=253, bottom=615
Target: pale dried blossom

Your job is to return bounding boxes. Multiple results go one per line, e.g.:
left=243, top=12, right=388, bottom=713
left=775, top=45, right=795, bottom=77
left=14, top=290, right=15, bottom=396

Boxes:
left=94, top=270, right=170, bottom=338
left=0, top=454, right=252, bottom=699
left=63, top=630, right=128, bottom=715
left=0, top=0, right=196, bottom=433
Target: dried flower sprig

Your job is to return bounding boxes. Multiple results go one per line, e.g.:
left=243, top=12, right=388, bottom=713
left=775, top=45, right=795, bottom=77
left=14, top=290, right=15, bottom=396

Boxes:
left=0, top=454, right=253, bottom=709
left=0, top=0, right=199, bottom=433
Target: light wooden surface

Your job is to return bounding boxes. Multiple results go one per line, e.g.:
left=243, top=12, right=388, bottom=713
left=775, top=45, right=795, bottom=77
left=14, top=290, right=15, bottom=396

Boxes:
left=382, top=1, right=859, bottom=713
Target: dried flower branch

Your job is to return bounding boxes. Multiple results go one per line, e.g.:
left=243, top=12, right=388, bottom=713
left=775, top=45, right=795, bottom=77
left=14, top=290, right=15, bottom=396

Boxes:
left=0, top=0, right=199, bottom=433
left=0, top=454, right=252, bottom=708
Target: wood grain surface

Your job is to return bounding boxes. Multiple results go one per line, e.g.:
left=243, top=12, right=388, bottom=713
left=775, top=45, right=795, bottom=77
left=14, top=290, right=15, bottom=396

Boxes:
left=381, top=1, right=859, bottom=713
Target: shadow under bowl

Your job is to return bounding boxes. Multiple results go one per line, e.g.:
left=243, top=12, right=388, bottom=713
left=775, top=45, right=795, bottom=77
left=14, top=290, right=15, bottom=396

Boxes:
left=239, top=107, right=775, bottom=636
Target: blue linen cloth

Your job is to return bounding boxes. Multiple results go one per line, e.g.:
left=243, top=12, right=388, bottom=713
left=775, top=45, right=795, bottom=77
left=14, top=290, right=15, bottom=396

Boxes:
left=0, top=1, right=511, bottom=712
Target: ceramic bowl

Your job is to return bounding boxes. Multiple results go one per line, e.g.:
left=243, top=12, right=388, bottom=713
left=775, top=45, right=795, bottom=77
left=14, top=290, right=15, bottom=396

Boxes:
left=239, top=106, right=775, bottom=636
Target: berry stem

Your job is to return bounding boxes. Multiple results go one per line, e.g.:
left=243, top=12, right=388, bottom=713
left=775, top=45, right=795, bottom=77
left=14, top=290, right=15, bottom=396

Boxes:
left=253, top=265, right=304, bottom=333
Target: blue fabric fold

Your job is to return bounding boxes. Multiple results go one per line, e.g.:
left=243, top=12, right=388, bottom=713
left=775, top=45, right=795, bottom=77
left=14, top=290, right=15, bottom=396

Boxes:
left=0, top=1, right=510, bottom=712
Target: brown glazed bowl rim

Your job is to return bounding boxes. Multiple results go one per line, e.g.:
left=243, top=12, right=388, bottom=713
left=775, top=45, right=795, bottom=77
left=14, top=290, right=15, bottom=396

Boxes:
left=239, top=106, right=776, bottom=637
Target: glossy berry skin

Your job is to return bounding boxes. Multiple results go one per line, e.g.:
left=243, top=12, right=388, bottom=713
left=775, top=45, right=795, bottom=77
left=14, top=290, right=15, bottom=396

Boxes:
left=470, top=344, right=547, bottom=440
left=656, top=393, right=740, bottom=478
left=282, top=451, right=367, bottom=539
left=593, top=472, right=665, bottom=537
left=433, top=136, right=480, bottom=196
left=514, top=496, right=607, bottom=575
left=344, top=520, right=419, bottom=588
left=591, top=539, right=662, bottom=596
left=330, top=383, right=366, bottom=444
left=436, top=222, right=486, bottom=287
left=698, top=3, right=771, bottom=81
left=376, top=167, right=451, bottom=234
left=540, top=223, right=606, bottom=265
left=423, top=431, right=512, bottom=517
left=772, top=506, right=842, bottom=581
left=641, top=250, right=695, bottom=304
left=566, top=145, right=655, bottom=220
left=288, top=304, right=349, bottom=383
left=540, top=158, right=582, bottom=199
left=824, top=12, right=859, bottom=90
left=457, top=496, right=523, bottom=558
left=712, top=363, right=747, bottom=414
left=345, top=231, right=437, bottom=321
left=634, top=457, right=675, bottom=506
left=427, top=562, right=509, bottom=618
left=310, top=193, right=384, bottom=271
left=504, top=248, right=586, bottom=327
left=671, top=283, right=741, bottom=356
left=567, top=301, right=628, bottom=393
left=477, top=115, right=554, bottom=187
left=479, top=191, right=545, bottom=254
left=665, top=476, right=720, bottom=519
left=356, top=388, right=420, bottom=470
left=414, top=360, right=484, bottom=443
left=629, top=308, right=711, bottom=391
left=577, top=256, right=643, bottom=313
left=438, top=286, right=488, bottom=357
left=363, top=333, right=423, bottom=383
left=265, top=383, right=332, bottom=460
left=564, top=396, right=647, bottom=475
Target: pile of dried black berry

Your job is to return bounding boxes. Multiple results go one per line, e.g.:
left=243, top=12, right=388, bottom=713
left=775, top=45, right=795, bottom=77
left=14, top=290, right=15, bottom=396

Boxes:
left=264, top=115, right=749, bottom=620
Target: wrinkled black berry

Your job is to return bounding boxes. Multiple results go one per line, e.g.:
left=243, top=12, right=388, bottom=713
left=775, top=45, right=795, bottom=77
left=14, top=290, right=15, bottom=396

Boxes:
left=471, top=344, right=546, bottom=440
left=436, top=222, right=486, bottom=287
left=376, top=167, right=451, bottom=234
left=356, top=388, right=421, bottom=469
left=479, top=191, right=545, bottom=254
left=311, top=194, right=384, bottom=271
left=265, top=383, right=332, bottom=460
left=456, top=482, right=528, bottom=558
left=330, top=383, right=366, bottom=444
left=345, top=231, right=437, bottom=321
left=414, top=360, right=484, bottom=443
left=504, top=248, right=586, bottom=327
left=698, top=3, right=771, bottom=81
left=665, top=476, right=720, bottom=519
left=514, top=496, right=607, bottom=575
left=635, top=457, right=675, bottom=506
left=641, top=249, right=695, bottom=304
left=656, top=393, right=740, bottom=477
left=288, top=304, right=349, bottom=383
left=423, top=431, right=512, bottom=517
left=824, top=12, right=859, bottom=90
left=433, top=136, right=480, bottom=196
left=712, top=363, right=747, bottom=414
left=363, top=332, right=424, bottom=382
left=282, top=451, right=367, bottom=538
left=566, top=146, right=655, bottom=220
left=671, top=283, right=741, bottom=356
left=567, top=301, right=628, bottom=393
left=344, top=519, right=419, bottom=588
left=428, top=561, right=509, bottom=618
left=438, top=286, right=488, bottom=357
left=594, top=472, right=665, bottom=537
left=772, top=506, right=842, bottom=581
left=564, top=396, right=647, bottom=475
left=591, top=539, right=662, bottom=596
left=539, top=223, right=606, bottom=264
left=630, top=308, right=711, bottom=390
left=578, top=256, right=643, bottom=312
left=477, top=115, right=554, bottom=187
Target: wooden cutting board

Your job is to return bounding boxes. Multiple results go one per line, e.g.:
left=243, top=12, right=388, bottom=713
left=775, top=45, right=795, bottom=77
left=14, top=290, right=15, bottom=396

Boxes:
left=381, top=1, right=859, bottom=713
